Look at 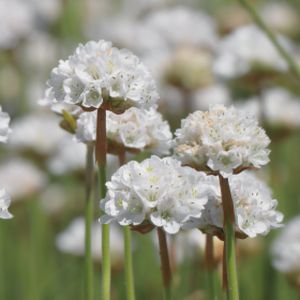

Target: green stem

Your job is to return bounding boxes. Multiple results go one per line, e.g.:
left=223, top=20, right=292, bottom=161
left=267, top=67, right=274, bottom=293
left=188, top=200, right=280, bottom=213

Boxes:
left=219, top=175, right=239, bottom=300
left=85, top=144, right=95, bottom=300
left=96, top=107, right=110, bottom=300
left=238, top=0, right=300, bottom=83
left=157, top=227, right=172, bottom=300
left=118, top=151, right=136, bottom=300
left=205, top=234, right=217, bottom=300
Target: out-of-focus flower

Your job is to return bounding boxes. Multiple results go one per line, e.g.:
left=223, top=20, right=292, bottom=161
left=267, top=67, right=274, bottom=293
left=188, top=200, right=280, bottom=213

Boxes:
left=144, top=7, right=218, bottom=50
left=262, top=88, right=300, bottom=129
left=0, top=0, right=34, bottom=49
left=9, top=112, right=65, bottom=155
left=185, top=172, right=283, bottom=238
left=214, top=25, right=294, bottom=79
left=0, top=106, right=11, bottom=143
left=0, top=159, right=47, bottom=200
left=100, top=156, right=210, bottom=234
left=56, top=217, right=123, bottom=264
left=271, top=216, right=300, bottom=274
left=191, top=84, right=231, bottom=111
left=260, top=2, right=300, bottom=36
left=173, top=104, right=270, bottom=177
left=0, top=188, right=12, bottom=219
left=45, top=40, right=159, bottom=111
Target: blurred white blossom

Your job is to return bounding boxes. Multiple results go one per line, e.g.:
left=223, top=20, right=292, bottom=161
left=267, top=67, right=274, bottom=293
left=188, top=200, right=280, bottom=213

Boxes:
left=173, top=104, right=270, bottom=177
left=271, top=216, right=300, bottom=274
left=214, top=25, right=294, bottom=78
left=0, top=106, right=11, bottom=143
left=56, top=217, right=123, bottom=263
left=100, top=156, right=210, bottom=234
left=0, top=188, right=12, bottom=219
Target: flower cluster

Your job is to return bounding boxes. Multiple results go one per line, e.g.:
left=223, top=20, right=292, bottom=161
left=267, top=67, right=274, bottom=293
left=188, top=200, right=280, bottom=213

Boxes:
left=185, top=172, right=283, bottom=238
left=75, top=107, right=172, bottom=155
left=0, top=106, right=11, bottom=143
left=0, top=188, right=12, bottom=219
left=271, top=216, right=300, bottom=274
left=173, top=104, right=270, bottom=177
left=100, top=156, right=210, bottom=234
left=45, top=40, right=159, bottom=111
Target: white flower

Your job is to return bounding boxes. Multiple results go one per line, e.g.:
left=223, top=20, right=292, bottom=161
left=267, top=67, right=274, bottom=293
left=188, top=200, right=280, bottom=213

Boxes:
left=214, top=25, right=294, bottom=78
left=271, top=216, right=300, bottom=274
left=144, top=7, right=218, bottom=50
left=0, top=188, right=12, bottom=219
left=45, top=40, right=159, bottom=110
left=0, top=159, right=47, bottom=200
left=185, top=172, right=283, bottom=238
left=100, top=156, right=210, bottom=234
left=56, top=217, right=123, bottom=263
left=75, top=107, right=172, bottom=155
left=262, top=88, right=300, bottom=128
left=9, top=112, right=65, bottom=155
left=173, top=104, right=271, bottom=177
left=0, top=106, right=11, bottom=143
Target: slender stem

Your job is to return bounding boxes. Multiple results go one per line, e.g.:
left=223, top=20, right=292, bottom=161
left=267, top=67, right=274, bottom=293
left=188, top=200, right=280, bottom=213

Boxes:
left=205, top=235, right=216, bottom=300
left=219, top=175, right=239, bottom=300
left=96, top=107, right=110, bottom=300
left=85, top=144, right=95, bottom=300
left=118, top=151, right=136, bottom=300
left=157, top=227, right=172, bottom=300
left=238, top=0, right=300, bottom=83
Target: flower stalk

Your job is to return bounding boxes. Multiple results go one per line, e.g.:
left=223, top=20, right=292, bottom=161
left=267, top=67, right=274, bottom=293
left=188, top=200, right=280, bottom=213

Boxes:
left=118, top=151, right=136, bottom=300
left=85, top=144, right=95, bottom=300
left=219, top=175, right=239, bottom=300
left=238, top=0, right=300, bottom=83
left=205, top=234, right=217, bottom=300
left=157, top=227, right=172, bottom=300
left=96, top=106, right=110, bottom=300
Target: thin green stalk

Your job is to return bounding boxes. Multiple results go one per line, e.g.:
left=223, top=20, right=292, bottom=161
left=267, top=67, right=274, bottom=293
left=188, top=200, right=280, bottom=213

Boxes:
left=118, top=151, right=136, bottom=300
left=157, top=227, right=172, bottom=300
left=96, top=107, right=110, bottom=300
left=85, top=144, right=95, bottom=300
left=238, top=0, right=300, bottom=83
left=219, top=175, right=239, bottom=300
left=205, top=234, right=217, bottom=300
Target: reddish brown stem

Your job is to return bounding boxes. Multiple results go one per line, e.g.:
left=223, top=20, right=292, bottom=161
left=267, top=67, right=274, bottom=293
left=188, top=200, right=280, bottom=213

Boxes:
left=205, top=235, right=215, bottom=271
left=96, top=107, right=107, bottom=165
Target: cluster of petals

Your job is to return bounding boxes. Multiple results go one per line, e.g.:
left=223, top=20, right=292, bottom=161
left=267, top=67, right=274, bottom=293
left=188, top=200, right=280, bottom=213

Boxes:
left=0, top=106, right=11, bottom=143
left=173, top=104, right=271, bottom=177
left=185, top=172, right=283, bottom=238
left=45, top=40, right=159, bottom=110
left=100, top=156, right=210, bottom=234
left=75, top=107, right=172, bottom=155
left=271, top=216, right=300, bottom=274
left=0, top=188, right=12, bottom=219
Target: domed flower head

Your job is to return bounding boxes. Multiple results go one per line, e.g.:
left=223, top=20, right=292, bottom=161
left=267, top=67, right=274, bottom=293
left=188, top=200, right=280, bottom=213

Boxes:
left=75, top=107, right=172, bottom=155
left=45, top=40, right=159, bottom=112
left=185, top=172, right=283, bottom=238
left=0, top=106, right=11, bottom=143
left=173, top=104, right=271, bottom=177
left=100, top=156, right=210, bottom=234
left=271, top=216, right=300, bottom=275
left=0, top=188, right=12, bottom=219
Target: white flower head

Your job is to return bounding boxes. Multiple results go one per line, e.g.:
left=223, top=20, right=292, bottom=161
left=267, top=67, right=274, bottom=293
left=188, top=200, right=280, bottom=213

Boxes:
left=75, top=107, right=172, bottom=155
left=185, top=172, right=283, bottom=238
left=45, top=40, right=159, bottom=111
left=214, top=25, right=294, bottom=78
left=0, top=106, right=11, bottom=143
left=271, top=216, right=300, bottom=274
left=0, top=188, right=12, bottom=219
left=173, top=104, right=271, bottom=177
left=100, top=156, right=210, bottom=234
